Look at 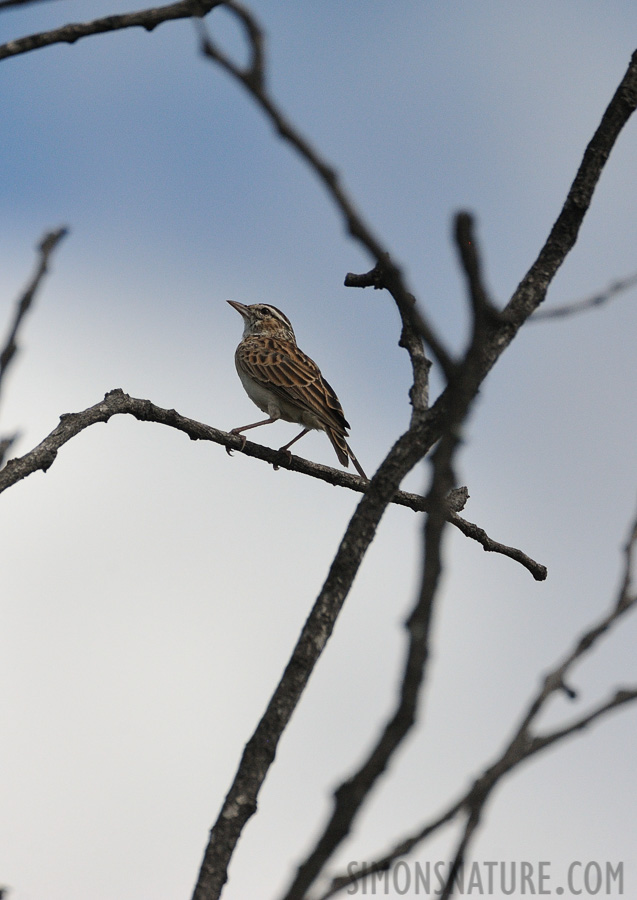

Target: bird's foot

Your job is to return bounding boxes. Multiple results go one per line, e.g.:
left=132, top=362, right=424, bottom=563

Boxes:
left=226, top=431, right=247, bottom=456
left=273, top=447, right=293, bottom=471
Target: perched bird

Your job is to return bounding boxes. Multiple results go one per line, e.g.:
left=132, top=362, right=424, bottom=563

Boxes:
left=227, top=300, right=367, bottom=479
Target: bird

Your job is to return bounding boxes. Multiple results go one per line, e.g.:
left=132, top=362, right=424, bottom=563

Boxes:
left=227, top=300, right=367, bottom=479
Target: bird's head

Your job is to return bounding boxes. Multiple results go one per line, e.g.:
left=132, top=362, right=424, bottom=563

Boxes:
left=227, top=301, right=296, bottom=342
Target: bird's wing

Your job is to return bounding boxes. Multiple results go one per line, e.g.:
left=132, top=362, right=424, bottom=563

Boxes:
left=238, top=337, right=350, bottom=433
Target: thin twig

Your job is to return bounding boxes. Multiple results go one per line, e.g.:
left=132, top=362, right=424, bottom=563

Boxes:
left=0, top=0, right=221, bottom=61
left=0, top=0, right=63, bottom=9
left=433, top=503, right=637, bottom=900
left=454, top=212, right=499, bottom=320
left=0, top=227, right=68, bottom=406
left=531, top=270, right=637, bottom=321
left=448, top=511, right=547, bottom=581
left=320, top=798, right=466, bottom=899
left=344, top=260, right=432, bottom=412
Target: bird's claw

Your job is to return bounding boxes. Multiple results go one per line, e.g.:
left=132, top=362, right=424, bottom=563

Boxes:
left=227, top=432, right=246, bottom=456
left=273, top=447, right=293, bottom=472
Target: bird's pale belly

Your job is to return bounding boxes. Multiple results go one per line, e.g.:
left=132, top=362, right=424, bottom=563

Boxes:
left=236, top=365, right=323, bottom=431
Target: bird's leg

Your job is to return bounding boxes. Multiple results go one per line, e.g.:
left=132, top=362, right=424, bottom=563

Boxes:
left=273, top=427, right=311, bottom=470
left=278, top=427, right=311, bottom=453
left=226, top=417, right=277, bottom=456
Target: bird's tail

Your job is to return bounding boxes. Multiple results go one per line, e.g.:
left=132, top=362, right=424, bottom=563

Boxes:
left=327, top=428, right=368, bottom=480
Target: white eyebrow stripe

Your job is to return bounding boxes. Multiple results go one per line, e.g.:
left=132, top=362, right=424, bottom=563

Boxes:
left=258, top=305, right=294, bottom=330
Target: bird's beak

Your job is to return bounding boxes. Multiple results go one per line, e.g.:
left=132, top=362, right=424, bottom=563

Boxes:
left=227, top=300, right=249, bottom=318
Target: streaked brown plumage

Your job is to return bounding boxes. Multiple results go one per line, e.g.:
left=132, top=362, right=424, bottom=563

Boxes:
left=227, top=301, right=367, bottom=478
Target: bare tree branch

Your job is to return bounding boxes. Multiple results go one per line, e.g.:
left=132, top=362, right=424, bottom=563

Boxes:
left=531, top=269, right=637, bottom=321
left=278, top=210, right=497, bottom=900
left=0, top=0, right=63, bottom=10
left=0, top=387, right=374, bottom=492
left=324, top=507, right=637, bottom=899
left=0, top=0, right=221, bottom=61
left=503, top=54, right=637, bottom=326
left=423, top=49, right=637, bottom=415
left=192, top=431, right=447, bottom=900
left=1, top=3, right=633, bottom=898
left=448, top=510, right=546, bottom=580
left=282, top=435, right=457, bottom=900
left=197, top=6, right=444, bottom=406
left=399, top=49, right=637, bottom=509
left=0, top=388, right=545, bottom=582
left=344, top=260, right=432, bottom=412
left=0, top=227, right=67, bottom=407
left=189, top=14, right=637, bottom=897
left=345, top=45, right=637, bottom=469
left=454, top=212, right=499, bottom=321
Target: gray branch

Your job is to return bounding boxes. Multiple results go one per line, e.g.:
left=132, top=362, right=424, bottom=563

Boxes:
left=323, top=508, right=637, bottom=899
left=2, top=3, right=633, bottom=897
left=0, top=0, right=222, bottom=61
left=0, top=389, right=543, bottom=581
left=190, top=10, right=637, bottom=897
left=0, top=0, right=64, bottom=9
left=197, top=4, right=443, bottom=407
left=0, top=227, right=67, bottom=406
left=0, top=226, right=67, bottom=466
left=277, top=208, right=500, bottom=900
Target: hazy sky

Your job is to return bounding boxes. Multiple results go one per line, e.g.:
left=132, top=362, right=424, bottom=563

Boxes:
left=2, top=2, right=637, bottom=899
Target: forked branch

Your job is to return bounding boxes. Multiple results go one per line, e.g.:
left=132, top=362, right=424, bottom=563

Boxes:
left=277, top=209, right=502, bottom=900
left=323, top=506, right=637, bottom=899
left=2, top=5, right=633, bottom=899
left=190, top=13, right=637, bottom=898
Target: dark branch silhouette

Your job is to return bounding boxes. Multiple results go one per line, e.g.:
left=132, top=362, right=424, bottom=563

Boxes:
left=0, top=227, right=67, bottom=467
left=323, top=506, right=637, bottom=899
left=0, top=0, right=63, bottom=9
left=190, top=14, right=637, bottom=895
left=0, top=388, right=544, bottom=579
left=197, top=4, right=441, bottom=401
left=0, top=227, right=67, bottom=405
left=0, top=0, right=221, bottom=61
left=278, top=212, right=502, bottom=900
left=1, top=5, right=635, bottom=900
left=531, top=269, right=637, bottom=321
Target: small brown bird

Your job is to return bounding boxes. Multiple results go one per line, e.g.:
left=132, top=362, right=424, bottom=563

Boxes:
left=227, top=301, right=367, bottom=478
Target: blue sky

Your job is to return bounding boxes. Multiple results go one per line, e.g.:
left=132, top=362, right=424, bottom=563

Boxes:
left=2, top=3, right=637, bottom=899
